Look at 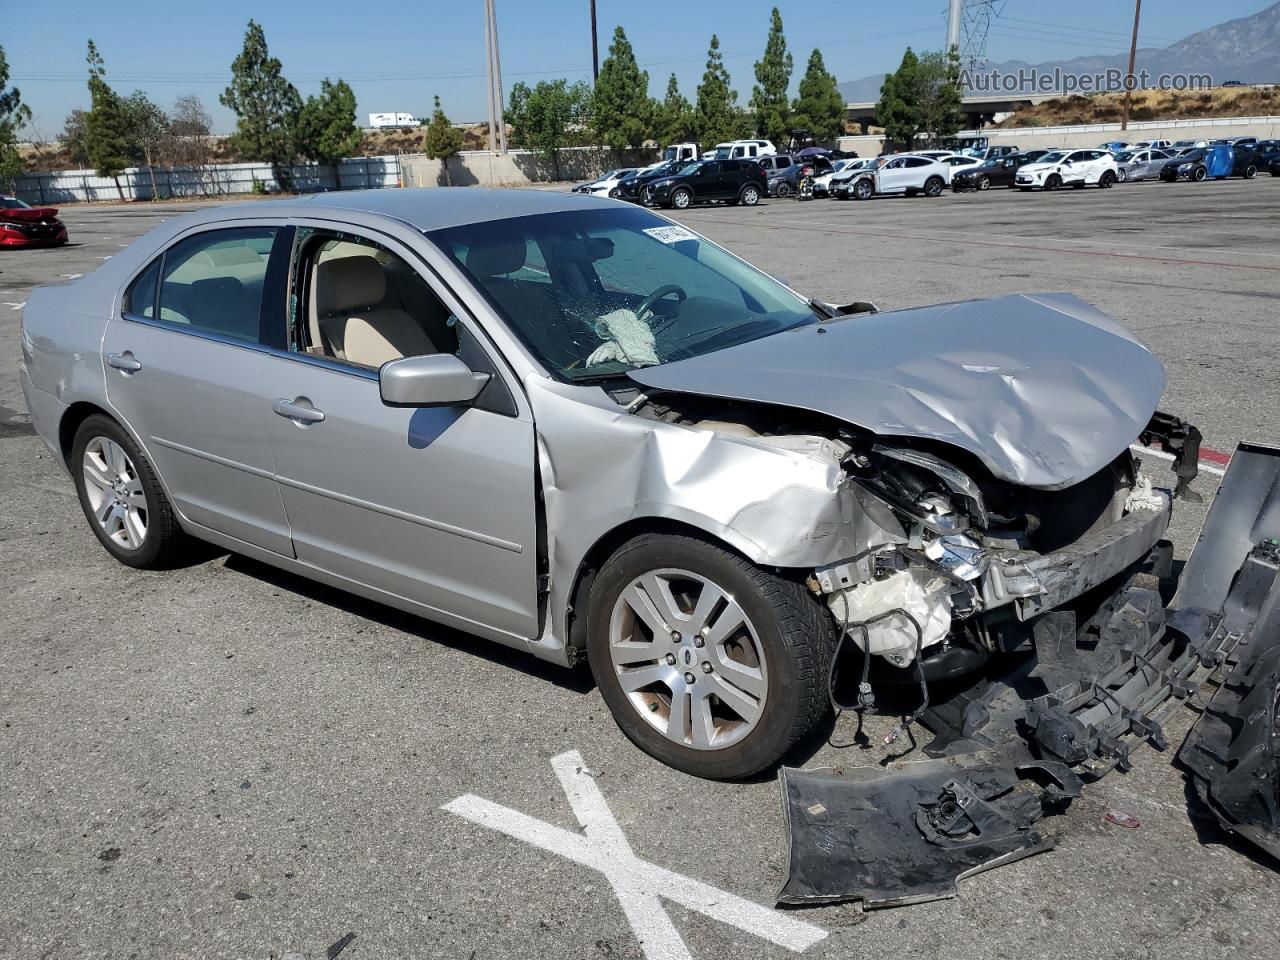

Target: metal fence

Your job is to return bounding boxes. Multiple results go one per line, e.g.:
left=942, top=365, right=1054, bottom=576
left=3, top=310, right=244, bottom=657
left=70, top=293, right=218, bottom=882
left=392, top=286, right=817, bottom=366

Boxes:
left=13, top=155, right=403, bottom=205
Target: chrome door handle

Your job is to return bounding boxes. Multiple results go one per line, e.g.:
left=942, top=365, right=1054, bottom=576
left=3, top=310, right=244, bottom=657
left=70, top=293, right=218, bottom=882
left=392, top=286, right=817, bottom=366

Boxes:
left=272, top=397, right=325, bottom=424
left=107, top=352, right=142, bottom=373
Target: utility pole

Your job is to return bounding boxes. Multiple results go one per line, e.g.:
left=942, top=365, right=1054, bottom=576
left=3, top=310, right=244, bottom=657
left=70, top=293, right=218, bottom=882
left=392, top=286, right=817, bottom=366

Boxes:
left=590, top=0, right=600, bottom=82
left=1121, top=0, right=1142, bottom=131
left=946, top=0, right=962, bottom=54
left=484, top=0, right=497, bottom=154
left=484, top=0, right=508, bottom=154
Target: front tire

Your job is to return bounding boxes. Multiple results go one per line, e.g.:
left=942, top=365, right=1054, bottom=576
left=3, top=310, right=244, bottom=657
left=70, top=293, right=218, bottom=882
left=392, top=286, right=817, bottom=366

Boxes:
left=852, top=178, right=874, bottom=200
left=977, top=175, right=990, bottom=191
left=1244, top=165, right=1257, bottom=179
left=586, top=533, right=834, bottom=780
left=670, top=187, right=692, bottom=210
left=1193, top=166, right=1207, bottom=182
left=1045, top=173, right=1062, bottom=191
left=72, top=414, right=189, bottom=569
left=1116, top=167, right=1128, bottom=182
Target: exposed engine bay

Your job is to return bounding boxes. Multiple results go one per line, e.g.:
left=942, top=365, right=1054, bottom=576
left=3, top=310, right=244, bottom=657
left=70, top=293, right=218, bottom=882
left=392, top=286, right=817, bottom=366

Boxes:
left=625, top=388, right=1192, bottom=684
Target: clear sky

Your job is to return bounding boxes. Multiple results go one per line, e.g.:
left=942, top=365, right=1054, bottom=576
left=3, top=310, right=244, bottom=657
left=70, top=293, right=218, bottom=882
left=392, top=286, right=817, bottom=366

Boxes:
left=4, top=0, right=1271, bottom=136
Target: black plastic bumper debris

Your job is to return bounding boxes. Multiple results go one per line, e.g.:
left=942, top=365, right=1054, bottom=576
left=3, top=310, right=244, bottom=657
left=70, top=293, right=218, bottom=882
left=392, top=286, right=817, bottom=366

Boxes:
left=777, top=753, right=1081, bottom=908
left=1174, top=444, right=1280, bottom=862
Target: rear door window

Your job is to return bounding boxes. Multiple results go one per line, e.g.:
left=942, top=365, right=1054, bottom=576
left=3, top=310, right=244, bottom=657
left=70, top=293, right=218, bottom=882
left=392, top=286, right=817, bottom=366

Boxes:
left=157, top=227, right=278, bottom=342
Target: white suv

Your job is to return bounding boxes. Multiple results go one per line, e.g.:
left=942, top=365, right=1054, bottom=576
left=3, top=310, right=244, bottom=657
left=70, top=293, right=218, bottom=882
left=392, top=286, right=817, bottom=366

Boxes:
left=834, top=154, right=949, bottom=200
left=1015, top=149, right=1119, bottom=191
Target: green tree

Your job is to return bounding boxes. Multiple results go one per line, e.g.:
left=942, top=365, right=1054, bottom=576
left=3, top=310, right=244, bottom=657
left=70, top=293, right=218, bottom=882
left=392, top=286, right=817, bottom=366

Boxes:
left=654, top=74, right=695, bottom=147
left=591, top=26, right=652, bottom=149
left=121, top=90, right=169, bottom=198
left=423, top=95, right=464, bottom=185
left=695, top=35, right=749, bottom=148
left=296, top=78, right=362, bottom=188
left=791, top=48, right=845, bottom=145
left=507, top=78, right=592, bottom=180
left=0, top=46, right=32, bottom=191
left=918, top=47, right=964, bottom=145
left=876, top=47, right=923, bottom=149
left=749, top=7, right=792, bottom=147
left=60, top=108, right=90, bottom=168
left=220, top=20, right=302, bottom=190
left=84, top=41, right=133, bottom=200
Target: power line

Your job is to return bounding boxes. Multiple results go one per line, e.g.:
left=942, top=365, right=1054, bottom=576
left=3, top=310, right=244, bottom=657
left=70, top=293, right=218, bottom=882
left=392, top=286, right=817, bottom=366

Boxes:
left=999, top=14, right=1178, bottom=44
left=986, top=29, right=1133, bottom=54
left=987, top=21, right=1170, bottom=49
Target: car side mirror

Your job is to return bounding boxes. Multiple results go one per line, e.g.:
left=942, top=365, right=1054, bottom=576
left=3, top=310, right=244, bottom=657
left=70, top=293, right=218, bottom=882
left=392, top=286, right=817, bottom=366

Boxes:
left=380, top=353, right=490, bottom=407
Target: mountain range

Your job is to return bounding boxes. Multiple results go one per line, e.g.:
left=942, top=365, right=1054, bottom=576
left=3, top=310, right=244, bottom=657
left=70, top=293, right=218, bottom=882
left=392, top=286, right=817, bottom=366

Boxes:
left=837, top=1, right=1280, bottom=102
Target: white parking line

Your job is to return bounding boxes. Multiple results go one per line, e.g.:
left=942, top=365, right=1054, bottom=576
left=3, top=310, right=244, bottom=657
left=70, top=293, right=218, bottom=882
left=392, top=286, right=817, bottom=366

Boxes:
left=2, top=301, right=25, bottom=311
left=443, top=750, right=827, bottom=959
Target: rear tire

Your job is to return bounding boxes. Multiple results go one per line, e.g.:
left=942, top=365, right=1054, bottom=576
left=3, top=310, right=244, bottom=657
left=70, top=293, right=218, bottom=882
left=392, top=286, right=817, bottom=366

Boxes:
left=1099, top=170, right=1116, bottom=188
left=586, top=533, right=834, bottom=780
left=739, top=183, right=760, bottom=206
left=774, top=182, right=793, bottom=198
left=71, top=414, right=190, bottom=569
left=923, top=176, right=944, bottom=197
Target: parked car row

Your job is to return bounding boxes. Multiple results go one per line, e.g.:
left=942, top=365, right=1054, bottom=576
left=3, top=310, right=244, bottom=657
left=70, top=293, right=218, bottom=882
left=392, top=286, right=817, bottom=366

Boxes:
left=578, top=134, right=1279, bottom=211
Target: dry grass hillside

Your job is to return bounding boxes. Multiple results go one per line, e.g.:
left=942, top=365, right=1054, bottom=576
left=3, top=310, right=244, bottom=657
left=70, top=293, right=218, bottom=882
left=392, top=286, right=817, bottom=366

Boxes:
left=994, top=86, right=1278, bottom=127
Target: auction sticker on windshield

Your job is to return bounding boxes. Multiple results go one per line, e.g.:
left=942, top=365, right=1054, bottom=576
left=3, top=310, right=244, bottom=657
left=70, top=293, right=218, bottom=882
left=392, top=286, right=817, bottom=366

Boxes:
left=643, top=225, right=698, bottom=244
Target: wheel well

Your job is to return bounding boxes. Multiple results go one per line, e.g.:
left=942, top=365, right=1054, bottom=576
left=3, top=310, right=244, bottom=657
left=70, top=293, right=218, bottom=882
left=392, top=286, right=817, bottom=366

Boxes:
left=564, top=518, right=752, bottom=661
left=58, top=401, right=112, bottom=467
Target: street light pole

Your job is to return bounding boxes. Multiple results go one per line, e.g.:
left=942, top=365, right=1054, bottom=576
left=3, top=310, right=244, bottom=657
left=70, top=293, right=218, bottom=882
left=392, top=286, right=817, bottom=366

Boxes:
left=484, top=0, right=497, bottom=154
left=483, top=0, right=508, bottom=154
left=1121, top=0, right=1142, bottom=132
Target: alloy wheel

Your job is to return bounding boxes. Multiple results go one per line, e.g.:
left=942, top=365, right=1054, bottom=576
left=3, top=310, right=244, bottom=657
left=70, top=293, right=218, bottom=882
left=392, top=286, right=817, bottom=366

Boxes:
left=607, top=568, right=768, bottom=751
left=81, top=436, right=148, bottom=550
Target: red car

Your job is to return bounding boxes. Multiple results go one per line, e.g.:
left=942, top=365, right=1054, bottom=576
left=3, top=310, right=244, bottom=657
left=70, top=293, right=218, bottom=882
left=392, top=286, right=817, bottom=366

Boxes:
left=1, top=196, right=68, bottom=248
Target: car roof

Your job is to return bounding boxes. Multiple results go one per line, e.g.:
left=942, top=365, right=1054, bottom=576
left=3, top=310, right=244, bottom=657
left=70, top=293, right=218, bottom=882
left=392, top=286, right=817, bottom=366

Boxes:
left=170, top=187, right=620, bottom=234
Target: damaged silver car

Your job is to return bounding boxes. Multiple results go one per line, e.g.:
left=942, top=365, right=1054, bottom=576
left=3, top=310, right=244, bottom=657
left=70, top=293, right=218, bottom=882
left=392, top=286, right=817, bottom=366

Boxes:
left=19, top=189, right=1199, bottom=779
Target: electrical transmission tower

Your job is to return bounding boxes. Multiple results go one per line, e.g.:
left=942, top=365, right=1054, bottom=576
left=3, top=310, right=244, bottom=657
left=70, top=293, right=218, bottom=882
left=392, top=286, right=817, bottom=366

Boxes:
left=945, top=0, right=1005, bottom=69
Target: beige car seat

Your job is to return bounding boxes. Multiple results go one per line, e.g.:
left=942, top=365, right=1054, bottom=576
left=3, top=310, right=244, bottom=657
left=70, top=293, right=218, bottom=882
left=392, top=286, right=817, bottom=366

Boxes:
left=315, top=255, right=435, bottom=368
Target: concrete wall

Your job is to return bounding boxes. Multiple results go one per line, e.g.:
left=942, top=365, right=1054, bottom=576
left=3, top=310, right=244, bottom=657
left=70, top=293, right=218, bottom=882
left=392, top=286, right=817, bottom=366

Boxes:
left=837, top=114, right=1280, bottom=157
left=401, top=146, right=656, bottom=188
left=14, top=156, right=403, bottom=205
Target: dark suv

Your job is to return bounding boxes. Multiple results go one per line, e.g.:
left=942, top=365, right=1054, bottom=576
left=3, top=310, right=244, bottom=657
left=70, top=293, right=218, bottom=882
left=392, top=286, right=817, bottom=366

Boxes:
left=645, top=159, right=767, bottom=209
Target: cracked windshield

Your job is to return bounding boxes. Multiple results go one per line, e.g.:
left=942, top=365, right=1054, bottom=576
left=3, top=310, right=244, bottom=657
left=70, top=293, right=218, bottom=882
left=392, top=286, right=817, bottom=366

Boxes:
left=429, top=206, right=816, bottom=381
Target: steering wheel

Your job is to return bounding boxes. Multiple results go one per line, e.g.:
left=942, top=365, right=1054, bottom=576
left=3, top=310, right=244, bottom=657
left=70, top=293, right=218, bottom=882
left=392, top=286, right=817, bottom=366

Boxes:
left=637, top=284, right=687, bottom=333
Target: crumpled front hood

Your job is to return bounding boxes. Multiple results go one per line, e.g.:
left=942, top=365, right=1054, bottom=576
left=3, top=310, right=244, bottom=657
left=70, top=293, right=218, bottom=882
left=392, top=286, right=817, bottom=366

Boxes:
left=629, top=293, right=1165, bottom=490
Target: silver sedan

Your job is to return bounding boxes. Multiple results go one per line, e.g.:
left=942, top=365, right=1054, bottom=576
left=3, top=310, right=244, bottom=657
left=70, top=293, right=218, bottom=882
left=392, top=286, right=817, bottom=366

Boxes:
left=1115, top=148, right=1173, bottom=181
left=20, top=189, right=1181, bottom=778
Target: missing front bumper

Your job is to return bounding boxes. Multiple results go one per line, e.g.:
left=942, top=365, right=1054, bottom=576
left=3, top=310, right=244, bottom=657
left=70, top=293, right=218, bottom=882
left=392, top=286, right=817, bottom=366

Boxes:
left=781, top=442, right=1280, bottom=906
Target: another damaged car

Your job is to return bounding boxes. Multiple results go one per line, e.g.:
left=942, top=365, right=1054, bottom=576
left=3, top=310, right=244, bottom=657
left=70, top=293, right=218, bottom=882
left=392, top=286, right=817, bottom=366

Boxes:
left=1, top=195, right=69, bottom=247
left=19, top=188, right=1197, bottom=780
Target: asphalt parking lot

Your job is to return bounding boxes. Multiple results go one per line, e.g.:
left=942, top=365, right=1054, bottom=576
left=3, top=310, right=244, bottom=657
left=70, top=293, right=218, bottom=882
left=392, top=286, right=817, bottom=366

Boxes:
left=2, top=179, right=1279, bottom=960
